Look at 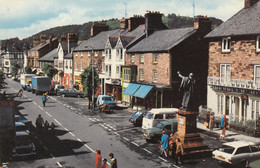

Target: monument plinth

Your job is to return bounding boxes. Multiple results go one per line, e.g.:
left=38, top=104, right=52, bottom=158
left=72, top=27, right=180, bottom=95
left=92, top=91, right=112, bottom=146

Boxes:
left=174, top=109, right=211, bottom=155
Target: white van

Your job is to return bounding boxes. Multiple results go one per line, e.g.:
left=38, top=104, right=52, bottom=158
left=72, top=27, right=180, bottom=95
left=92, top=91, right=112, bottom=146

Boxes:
left=142, top=108, right=179, bottom=130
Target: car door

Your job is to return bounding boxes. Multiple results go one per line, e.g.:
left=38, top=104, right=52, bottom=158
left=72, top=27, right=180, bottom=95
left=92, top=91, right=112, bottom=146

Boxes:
left=232, top=146, right=251, bottom=165
left=249, top=146, right=260, bottom=162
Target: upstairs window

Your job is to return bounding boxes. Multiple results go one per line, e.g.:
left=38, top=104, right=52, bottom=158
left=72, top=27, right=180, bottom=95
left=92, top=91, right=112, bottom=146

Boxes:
left=220, top=64, right=231, bottom=84
left=102, top=51, right=105, bottom=57
left=153, top=54, right=158, bottom=64
left=257, top=36, right=260, bottom=52
left=153, top=70, right=157, bottom=83
left=140, top=54, right=144, bottom=63
left=81, top=52, right=83, bottom=57
left=75, top=52, right=78, bottom=57
left=88, top=51, right=91, bottom=57
left=139, top=69, right=144, bottom=81
left=222, top=37, right=231, bottom=52
left=95, top=51, right=98, bottom=57
left=130, top=54, right=135, bottom=63
left=254, top=65, right=260, bottom=85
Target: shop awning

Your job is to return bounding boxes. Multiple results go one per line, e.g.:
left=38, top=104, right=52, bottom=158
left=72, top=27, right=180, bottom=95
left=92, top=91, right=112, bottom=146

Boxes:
left=133, top=85, right=153, bottom=98
left=122, top=83, right=141, bottom=95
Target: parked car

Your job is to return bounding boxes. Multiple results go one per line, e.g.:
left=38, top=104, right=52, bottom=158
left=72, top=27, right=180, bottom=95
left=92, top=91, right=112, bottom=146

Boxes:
left=12, top=131, right=36, bottom=158
left=15, top=115, right=32, bottom=127
left=129, top=110, right=147, bottom=126
left=212, top=141, right=260, bottom=168
left=15, top=122, right=29, bottom=132
left=96, top=95, right=117, bottom=109
left=143, top=119, right=178, bottom=142
left=54, top=84, right=65, bottom=94
left=57, top=88, right=85, bottom=98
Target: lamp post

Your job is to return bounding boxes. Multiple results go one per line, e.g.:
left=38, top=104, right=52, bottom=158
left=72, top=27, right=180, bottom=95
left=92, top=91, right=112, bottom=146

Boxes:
left=85, top=46, right=95, bottom=112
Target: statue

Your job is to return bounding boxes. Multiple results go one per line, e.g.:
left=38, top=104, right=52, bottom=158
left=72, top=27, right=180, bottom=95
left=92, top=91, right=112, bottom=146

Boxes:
left=177, top=71, right=195, bottom=111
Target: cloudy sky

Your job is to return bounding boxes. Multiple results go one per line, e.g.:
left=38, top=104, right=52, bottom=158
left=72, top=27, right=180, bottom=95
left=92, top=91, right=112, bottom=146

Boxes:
left=0, top=0, right=244, bottom=40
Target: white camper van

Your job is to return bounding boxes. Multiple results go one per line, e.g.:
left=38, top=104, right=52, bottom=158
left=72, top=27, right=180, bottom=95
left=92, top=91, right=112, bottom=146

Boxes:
left=142, top=108, right=179, bottom=130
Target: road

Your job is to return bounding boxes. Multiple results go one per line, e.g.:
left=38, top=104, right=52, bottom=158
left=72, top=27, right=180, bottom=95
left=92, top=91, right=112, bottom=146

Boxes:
left=3, top=78, right=255, bottom=168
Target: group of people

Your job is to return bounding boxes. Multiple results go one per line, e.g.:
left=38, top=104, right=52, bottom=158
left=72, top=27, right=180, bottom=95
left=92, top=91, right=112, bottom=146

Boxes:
left=95, top=150, right=117, bottom=168
left=205, top=112, right=228, bottom=138
left=205, top=112, right=215, bottom=131
left=160, top=131, right=184, bottom=165
left=35, top=114, right=55, bottom=139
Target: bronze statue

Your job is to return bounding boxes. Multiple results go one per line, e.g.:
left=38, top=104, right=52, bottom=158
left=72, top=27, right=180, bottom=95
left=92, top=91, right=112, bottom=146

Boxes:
left=177, top=71, right=195, bottom=111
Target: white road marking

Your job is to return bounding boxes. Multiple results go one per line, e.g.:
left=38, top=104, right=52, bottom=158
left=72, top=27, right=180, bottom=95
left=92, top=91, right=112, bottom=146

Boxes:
left=158, top=156, right=168, bottom=162
left=64, top=128, right=69, bottom=131
left=38, top=106, right=44, bottom=111
left=172, top=164, right=181, bottom=168
left=84, top=144, right=95, bottom=153
left=57, top=162, right=62, bottom=167
left=143, top=148, right=152, bottom=154
left=108, top=129, right=112, bottom=131
left=131, top=142, right=140, bottom=147
left=45, top=111, right=52, bottom=117
left=104, top=123, right=116, bottom=130
left=114, top=132, right=120, bottom=136
left=77, top=138, right=82, bottom=142
left=54, top=119, right=62, bottom=126
left=69, top=132, right=75, bottom=137
left=89, top=118, right=95, bottom=122
left=123, top=137, right=129, bottom=141
left=33, top=101, right=37, bottom=105
left=83, top=115, right=86, bottom=117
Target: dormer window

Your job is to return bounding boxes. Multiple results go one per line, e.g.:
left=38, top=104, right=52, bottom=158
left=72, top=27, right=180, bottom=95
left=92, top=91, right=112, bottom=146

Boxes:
left=222, top=37, right=231, bottom=52
left=256, top=36, right=260, bottom=52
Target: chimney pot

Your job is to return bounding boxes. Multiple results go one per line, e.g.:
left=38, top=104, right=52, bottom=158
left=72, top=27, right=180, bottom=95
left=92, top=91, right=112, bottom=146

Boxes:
left=244, top=0, right=259, bottom=8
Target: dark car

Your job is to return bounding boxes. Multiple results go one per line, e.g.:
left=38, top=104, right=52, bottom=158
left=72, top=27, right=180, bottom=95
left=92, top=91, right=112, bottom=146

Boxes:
left=57, top=88, right=85, bottom=98
left=12, top=131, right=36, bottom=158
left=15, top=115, right=32, bottom=127
left=129, top=110, right=147, bottom=126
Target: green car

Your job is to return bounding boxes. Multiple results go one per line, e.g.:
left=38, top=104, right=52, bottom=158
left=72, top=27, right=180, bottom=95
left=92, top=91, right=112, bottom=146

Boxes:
left=143, top=119, right=178, bottom=142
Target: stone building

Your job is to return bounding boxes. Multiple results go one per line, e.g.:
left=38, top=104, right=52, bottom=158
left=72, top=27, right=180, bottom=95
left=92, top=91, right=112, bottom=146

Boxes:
left=124, top=11, right=211, bottom=110
left=206, top=0, right=260, bottom=123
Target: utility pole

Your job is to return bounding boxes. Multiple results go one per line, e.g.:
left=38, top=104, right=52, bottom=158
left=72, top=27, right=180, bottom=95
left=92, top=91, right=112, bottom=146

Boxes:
left=124, top=2, right=128, bottom=18
left=193, top=0, right=196, bottom=17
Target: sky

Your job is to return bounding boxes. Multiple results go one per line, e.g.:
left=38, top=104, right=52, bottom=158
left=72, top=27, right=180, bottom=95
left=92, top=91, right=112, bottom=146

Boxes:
left=0, top=0, right=244, bottom=40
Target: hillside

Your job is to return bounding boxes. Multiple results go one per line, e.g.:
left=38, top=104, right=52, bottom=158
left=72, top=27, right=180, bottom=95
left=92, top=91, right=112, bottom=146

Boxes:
left=21, top=13, right=222, bottom=43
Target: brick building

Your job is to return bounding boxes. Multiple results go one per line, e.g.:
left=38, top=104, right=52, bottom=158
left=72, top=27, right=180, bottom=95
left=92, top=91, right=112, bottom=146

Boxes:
left=124, top=11, right=211, bottom=110
left=206, top=0, right=260, bottom=123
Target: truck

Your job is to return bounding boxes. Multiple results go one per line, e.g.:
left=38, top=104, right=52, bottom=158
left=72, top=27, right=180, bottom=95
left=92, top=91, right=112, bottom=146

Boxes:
left=31, top=76, right=52, bottom=95
left=0, top=99, right=15, bottom=163
left=20, top=74, right=36, bottom=90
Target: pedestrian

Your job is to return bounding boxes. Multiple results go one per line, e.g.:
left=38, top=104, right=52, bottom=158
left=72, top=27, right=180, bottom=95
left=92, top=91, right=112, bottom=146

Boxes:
left=175, top=138, right=184, bottom=165
left=50, top=122, right=55, bottom=135
left=205, top=112, right=210, bottom=128
left=160, top=130, right=169, bottom=158
left=109, top=153, right=117, bottom=168
left=44, top=120, right=49, bottom=141
left=209, top=113, right=215, bottom=131
left=221, top=115, right=228, bottom=139
left=102, top=158, right=109, bottom=168
left=42, top=94, right=46, bottom=107
left=35, top=114, right=44, bottom=138
left=95, top=150, right=102, bottom=168
left=18, top=89, right=23, bottom=98
left=168, top=134, right=176, bottom=159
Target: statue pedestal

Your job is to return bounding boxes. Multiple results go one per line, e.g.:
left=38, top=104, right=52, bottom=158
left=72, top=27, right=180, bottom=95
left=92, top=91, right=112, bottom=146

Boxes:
left=174, top=110, right=211, bottom=155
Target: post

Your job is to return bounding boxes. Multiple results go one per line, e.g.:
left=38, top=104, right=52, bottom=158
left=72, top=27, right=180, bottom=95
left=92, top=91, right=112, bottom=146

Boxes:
left=92, top=49, right=95, bottom=112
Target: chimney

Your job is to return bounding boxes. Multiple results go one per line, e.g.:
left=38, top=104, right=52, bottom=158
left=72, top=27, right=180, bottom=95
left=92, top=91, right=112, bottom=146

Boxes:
left=120, top=19, right=129, bottom=29
left=91, top=22, right=109, bottom=37
left=193, top=15, right=211, bottom=34
left=145, top=11, right=167, bottom=37
left=128, top=15, right=145, bottom=31
left=244, top=0, right=259, bottom=8
left=49, top=35, right=54, bottom=49
left=67, top=33, right=78, bottom=53
left=33, top=36, right=40, bottom=47
left=40, top=34, right=47, bottom=46
left=60, top=35, right=67, bottom=44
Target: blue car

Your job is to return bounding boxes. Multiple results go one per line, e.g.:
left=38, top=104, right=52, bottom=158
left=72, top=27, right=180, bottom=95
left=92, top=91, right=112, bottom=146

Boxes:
left=96, top=95, right=117, bottom=109
left=15, top=115, right=32, bottom=127
left=129, top=110, right=147, bottom=126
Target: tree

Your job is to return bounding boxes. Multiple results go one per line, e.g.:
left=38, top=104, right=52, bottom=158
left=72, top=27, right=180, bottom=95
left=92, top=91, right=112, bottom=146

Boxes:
left=24, top=65, right=33, bottom=74
left=0, top=70, right=6, bottom=90
left=11, top=63, right=20, bottom=77
left=80, top=66, right=99, bottom=109
left=41, top=63, right=58, bottom=79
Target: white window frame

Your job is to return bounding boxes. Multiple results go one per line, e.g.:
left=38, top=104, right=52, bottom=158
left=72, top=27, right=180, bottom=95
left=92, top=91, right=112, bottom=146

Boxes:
left=153, top=54, right=158, bottom=63
left=153, top=70, right=157, bottom=83
left=256, top=36, right=260, bottom=52
left=75, top=52, right=78, bottom=57
left=220, top=64, right=231, bottom=85
left=81, top=52, right=83, bottom=57
left=131, top=54, right=135, bottom=63
left=139, top=69, right=144, bottom=81
left=140, top=54, right=144, bottom=63
left=102, top=51, right=105, bottom=57
left=217, top=94, right=224, bottom=115
left=222, top=37, right=231, bottom=52
left=95, top=51, right=98, bottom=57
left=88, top=51, right=91, bottom=57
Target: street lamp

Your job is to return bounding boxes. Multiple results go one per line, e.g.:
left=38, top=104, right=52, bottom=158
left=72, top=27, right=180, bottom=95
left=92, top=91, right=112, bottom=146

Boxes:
left=85, top=46, right=95, bottom=112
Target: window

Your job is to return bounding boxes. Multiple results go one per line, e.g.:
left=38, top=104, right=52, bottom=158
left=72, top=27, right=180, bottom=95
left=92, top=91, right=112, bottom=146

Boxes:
left=106, top=65, right=108, bottom=72
left=222, top=37, right=231, bottom=52
left=81, top=62, right=83, bottom=70
left=75, top=61, right=78, bottom=70
left=220, top=64, right=231, bottom=84
left=252, top=100, right=255, bottom=120
left=109, top=65, right=111, bottom=77
left=102, top=51, right=105, bottom=57
left=153, top=54, right=158, bottom=64
left=116, top=66, right=120, bottom=74
left=123, top=68, right=130, bottom=82
left=102, top=63, right=105, bottom=72
left=257, top=36, right=260, bottom=52
left=140, top=54, right=144, bottom=63
left=235, top=146, right=251, bottom=155
left=95, top=51, right=98, bottom=57
left=153, top=70, right=157, bottom=83
left=139, top=69, right=144, bottom=81
left=81, top=52, right=83, bottom=57
left=130, top=54, right=135, bottom=63
left=257, top=100, right=260, bottom=119
left=75, top=52, right=78, bottom=57
left=254, top=66, right=260, bottom=86
left=154, top=114, right=163, bottom=119
left=218, top=95, right=224, bottom=115
left=109, top=49, right=111, bottom=59
left=88, top=51, right=91, bottom=57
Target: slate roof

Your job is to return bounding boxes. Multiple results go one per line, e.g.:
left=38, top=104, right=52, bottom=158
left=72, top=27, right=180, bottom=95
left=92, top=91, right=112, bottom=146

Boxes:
left=206, top=2, right=260, bottom=38
left=30, top=37, right=58, bottom=51
left=74, top=25, right=145, bottom=51
left=64, top=52, right=72, bottom=59
left=109, top=38, right=118, bottom=48
left=38, top=48, right=58, bottom=61
left=120, top=37, right=136, bottom=48
left=127, top=27, right=196, bottom=53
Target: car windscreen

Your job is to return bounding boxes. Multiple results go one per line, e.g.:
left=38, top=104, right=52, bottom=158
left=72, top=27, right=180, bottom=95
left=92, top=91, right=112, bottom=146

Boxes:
left=156, top=123, right=164, bottom=129
left=145, top=112, right=153, bottom=119
left=103, top=97, right=112, bottom=101
left=15, top=116, right=23, bottom=122
left=15, top=135, right=32, bottom=145
left=220, top=145, right=235, bottom=154
left=133, top=111, right=143, bottom=117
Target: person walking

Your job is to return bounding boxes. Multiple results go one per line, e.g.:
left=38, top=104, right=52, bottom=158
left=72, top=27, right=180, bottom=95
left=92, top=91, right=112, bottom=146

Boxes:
left=102, top=158, right=109, bottom=168
left=18, top=89, right=23, bottom=98
left=221, top=115, right=228, bottom=139
left=205, top=112, right=210, bottom=128
left=50, top=122, right=55, bottom=135
left=42, top=94, right=46, bottom=107
left=95, top=150, right=102, bottom=168
left=175, top=138, right=184, bottom=165
left=160, top=130, right=169, bottom=158
left=209, top=113, right=215, bottom=131
left=109, top=153, right=117, bottom=168
left=44, top=120, right=49, bottom=141
left=35, top=114, right=44, bottom=138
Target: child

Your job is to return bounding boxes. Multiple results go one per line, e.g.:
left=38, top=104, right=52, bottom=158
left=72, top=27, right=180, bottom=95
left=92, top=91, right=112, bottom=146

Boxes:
left=102, top=158, right=109, bottom=168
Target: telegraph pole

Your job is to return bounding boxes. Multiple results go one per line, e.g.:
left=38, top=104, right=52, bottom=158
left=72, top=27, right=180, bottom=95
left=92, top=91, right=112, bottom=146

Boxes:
left=124, top=2, right=128, bottom=18
left=193, top=0, right=196, bottom=17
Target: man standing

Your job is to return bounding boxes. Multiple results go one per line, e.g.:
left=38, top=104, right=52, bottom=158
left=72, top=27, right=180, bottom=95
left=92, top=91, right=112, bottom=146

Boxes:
left=42, top=94, right=46, bottom=107
left=109, top=153, right=117, bottom=168
left=177, top=71, right=195, bottom=111
left=35, top=114, right=44, bottom=137
left=95, top=150, right=102, bottom=168
left=160, top=130, right=169, bottom=157
left=175, top=138, right=184, bottom=165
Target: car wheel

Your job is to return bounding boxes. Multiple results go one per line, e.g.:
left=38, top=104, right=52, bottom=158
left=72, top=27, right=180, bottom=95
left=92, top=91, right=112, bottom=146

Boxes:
left=77, top=95, right=81, bottom=98
left=61, top=94, right=65, bottom=97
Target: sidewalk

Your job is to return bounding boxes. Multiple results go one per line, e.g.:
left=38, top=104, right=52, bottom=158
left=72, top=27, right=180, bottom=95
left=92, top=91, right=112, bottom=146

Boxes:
left=197, top=122, right=260, bottom=143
